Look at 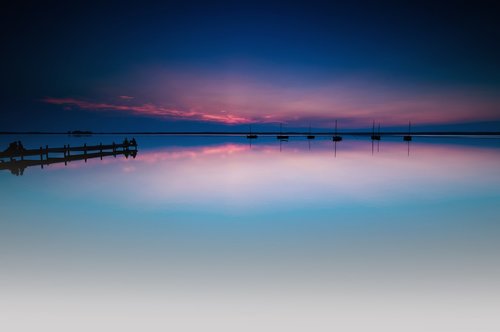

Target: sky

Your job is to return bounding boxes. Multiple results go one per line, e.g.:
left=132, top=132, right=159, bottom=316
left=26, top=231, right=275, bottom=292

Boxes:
left=1, top=1, right=500, bottom=132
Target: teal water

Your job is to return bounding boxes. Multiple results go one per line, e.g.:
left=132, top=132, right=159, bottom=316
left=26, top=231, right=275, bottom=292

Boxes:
left=1, top=135, right=500, bottom=332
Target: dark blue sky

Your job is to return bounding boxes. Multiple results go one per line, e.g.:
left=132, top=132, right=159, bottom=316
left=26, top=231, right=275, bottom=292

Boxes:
left=1, top=1, right=499, bottom=132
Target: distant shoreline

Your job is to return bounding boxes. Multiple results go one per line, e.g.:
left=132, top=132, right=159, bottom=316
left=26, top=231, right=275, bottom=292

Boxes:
left=1, top=131, right=500, bottom=136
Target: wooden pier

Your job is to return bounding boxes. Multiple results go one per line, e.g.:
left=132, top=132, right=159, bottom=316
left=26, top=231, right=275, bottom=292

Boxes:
left=0, top=140, right=138, bottom=176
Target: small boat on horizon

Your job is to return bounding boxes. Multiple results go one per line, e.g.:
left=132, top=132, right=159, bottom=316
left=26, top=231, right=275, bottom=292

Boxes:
left=371, top=121, right=381, bottom=140
left=332, top=120, right=342, bottom=141
left=403, top=121, right=412, bottom=141
left=307, top=124, right=315, bottom=139
left=246, top=125, right=258, bottom=139
left=277, top=123, right=289, bottom=140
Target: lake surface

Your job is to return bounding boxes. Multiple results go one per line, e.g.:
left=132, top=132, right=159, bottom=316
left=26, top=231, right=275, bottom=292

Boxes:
left=1, top=135, right=500, bottom=331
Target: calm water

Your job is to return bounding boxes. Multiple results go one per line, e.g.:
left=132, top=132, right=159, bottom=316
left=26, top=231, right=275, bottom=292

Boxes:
left=1, top=135, right=500, bottom=331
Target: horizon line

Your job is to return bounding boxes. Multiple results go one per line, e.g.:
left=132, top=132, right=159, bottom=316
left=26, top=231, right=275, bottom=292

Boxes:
left=2, top=131, right=500, bottom=136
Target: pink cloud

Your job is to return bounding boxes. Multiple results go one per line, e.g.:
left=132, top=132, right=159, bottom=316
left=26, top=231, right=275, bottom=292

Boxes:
left=44, top=68, right=500, bottom=127
left=120, top=69, right=500, bottom=126
left=43, top=97, right=253, bottom=125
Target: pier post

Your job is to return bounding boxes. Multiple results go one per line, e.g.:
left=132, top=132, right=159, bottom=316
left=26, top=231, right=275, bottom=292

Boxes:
left=45, top=145, right=49, bottom=160
left=63, top=145, right=68, bottom=166
left=67, top=144, right=70, bottom=157
left=100, top=143, right=103, bottom=160
left=7, top=144, right=14, bottom=161
left=84, top=143, right=87, bottom=162
left=40, top=147, right=44, bottom=168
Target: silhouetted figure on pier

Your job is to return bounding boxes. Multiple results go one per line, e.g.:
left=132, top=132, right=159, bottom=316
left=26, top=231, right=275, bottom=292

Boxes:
left=4, top=141, right=25, bottom=155
left=5, top=141, right=18, bottom=153
left=123, top=138, right=130, bottom=146
left=130, top=138, right=137, bottom=146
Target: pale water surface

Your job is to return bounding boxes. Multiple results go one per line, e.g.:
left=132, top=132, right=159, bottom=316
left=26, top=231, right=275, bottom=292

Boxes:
left=1, top=135, right=499, bottom=332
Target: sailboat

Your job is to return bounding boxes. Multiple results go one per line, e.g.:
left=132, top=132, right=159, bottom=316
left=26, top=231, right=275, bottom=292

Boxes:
left=307, top=124, right=315, bottom=139
left=277, top=123, right=289, bottom=140
left=246, top=125, right=258, bottom=139
left=332, top=120, right=342, bottom=141
left=371, top=121, right=381, bottom=140
left=403, top=121, right=412, bottom=141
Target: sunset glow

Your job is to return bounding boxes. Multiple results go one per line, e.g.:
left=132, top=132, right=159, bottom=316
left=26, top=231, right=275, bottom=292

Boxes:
left=1, top=3, right=500, bottom=332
